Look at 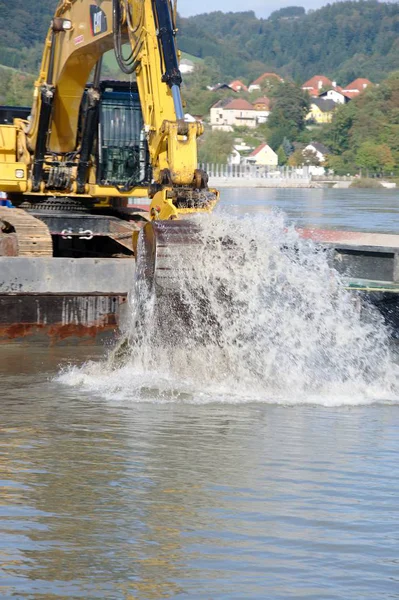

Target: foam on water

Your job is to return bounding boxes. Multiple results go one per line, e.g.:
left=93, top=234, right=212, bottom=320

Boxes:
left=57, top=212, right=399, bottom=405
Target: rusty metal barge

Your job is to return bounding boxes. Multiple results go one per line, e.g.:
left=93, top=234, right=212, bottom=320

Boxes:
left=1, top=205, right=399, bottom=343
left=0, top=203, right=148, bottom=344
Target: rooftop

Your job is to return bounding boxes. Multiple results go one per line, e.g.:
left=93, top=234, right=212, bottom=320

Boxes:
left=306, top=142, right=331, bottom=155
left=251, top=72, right=283, bottom=86
left=343, top=78, right=372, bottom=92
left=224, top=98, right=255, bottom=111
left=302, top=75, right=333, bottom=89
left=311, top=98, right=337, bottom=112
left=250, top=142, right=269, bottom=156
left=229, top=79, right=248, bottom=92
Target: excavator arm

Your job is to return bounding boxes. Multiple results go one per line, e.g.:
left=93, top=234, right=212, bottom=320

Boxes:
left=0, top=0, right=217, bottom=220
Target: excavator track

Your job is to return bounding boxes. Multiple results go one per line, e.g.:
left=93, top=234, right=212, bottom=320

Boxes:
left=0, top=208, right=53, bottom=256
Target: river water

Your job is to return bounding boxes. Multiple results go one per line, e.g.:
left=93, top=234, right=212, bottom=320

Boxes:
left=218, top=186, right=399, bottom=232
left=2, top=188, right=399, bottom=599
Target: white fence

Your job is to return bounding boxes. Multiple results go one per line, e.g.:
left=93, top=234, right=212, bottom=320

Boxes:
left=200, top=164, right=312, bottom=187
left=200, top=163, right=311, bottom=179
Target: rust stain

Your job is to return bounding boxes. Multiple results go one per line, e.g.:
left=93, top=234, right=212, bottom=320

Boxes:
left=0, top=294, right=122, bottom=345
left=0, top=320, right=118, bottom=345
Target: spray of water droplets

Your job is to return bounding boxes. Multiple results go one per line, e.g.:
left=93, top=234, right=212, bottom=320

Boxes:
left=58, top=211, right=399, bottom=405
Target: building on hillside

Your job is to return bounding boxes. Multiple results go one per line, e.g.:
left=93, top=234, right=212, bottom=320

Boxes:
left=229, top=148, right=242, bottom=165
left=248, top=73, right=283, bottom=93
left=208, top=82, right=236, bottom=92
left=306, top=98, right=337, bottom=123
left=229, top=79, right=248, bottom=92
left=252, top=96, right=271, bottom=111
left=304, top=142, right=331, bottom=163
left=210, top=98, right=269, bottom=131
left=302, top=75, right=335, bottom=97
left=228, top=141, right=254, bottom=165
left=342, top=78, right=372, bottom=96
left=318, top=88, right=349, bottom=104
left=180, top=58, right=195, bottom=74
left=245, top=143, right=278, bottom=166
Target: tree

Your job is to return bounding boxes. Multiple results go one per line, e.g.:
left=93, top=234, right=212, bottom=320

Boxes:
left=269, top=6, right=305, bottom=20
left=282, top=137, right=294, bottom=157
left=277, top=145, right=287, bottom=165
left=355, top=142, right=394, bottom=173
left=302, top=148, right=320, bottom=166
left=288, top=149, right=304, bottom=166
left=267, top=83, right=310, bottom=148
left=324, top=102, right=356, bottom=153
left=197, top=129, right=235, bottom=164
left=325, top=152, right=357, bottom=175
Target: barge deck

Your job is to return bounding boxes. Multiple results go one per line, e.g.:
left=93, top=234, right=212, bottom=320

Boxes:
left=1, top=229, right=399, bottom=344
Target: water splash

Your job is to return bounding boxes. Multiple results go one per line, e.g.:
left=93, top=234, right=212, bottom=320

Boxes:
left=58, top=212, right=399, bottom=405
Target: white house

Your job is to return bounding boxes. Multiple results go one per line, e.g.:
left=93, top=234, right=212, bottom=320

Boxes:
left=318, top=89, right=348, bottom=104
left=228, top=149, right=241, bottom=165
left=228, top=141, right=254, bottom=165
left=304, top=142, right=331, bottom=163
left=210, top=98, right=269, bottom=131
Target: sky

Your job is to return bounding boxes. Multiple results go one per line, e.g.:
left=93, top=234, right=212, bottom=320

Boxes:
left=177, top=0, right=334, bottom=19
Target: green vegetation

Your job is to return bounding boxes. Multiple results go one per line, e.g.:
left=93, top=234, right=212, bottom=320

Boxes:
left=266, top=83, right=310, bottom=149
left=197, top=130, right=235, bottom=164
left=3, top=1, right=399, bottom=85
left=2, top=0, right=399, bottom=173
left=178, top=1, right=399, bottom=82
left=321, top=72, right=399, bottom=174
left=0, top=67, right=34, bottom=106
left=349, top=178, right=383, bottom=188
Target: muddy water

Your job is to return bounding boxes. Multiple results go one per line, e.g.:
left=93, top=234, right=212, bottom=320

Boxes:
left=1, top=346, right=399, bottom=599
left=2, top=188, right=399, bottom=599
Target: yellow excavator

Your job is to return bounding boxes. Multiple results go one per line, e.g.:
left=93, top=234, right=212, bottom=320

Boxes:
left=0, top=0, right=218, bottom=280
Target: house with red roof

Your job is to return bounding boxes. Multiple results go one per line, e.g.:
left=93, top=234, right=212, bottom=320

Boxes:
left=210, top=97, right=269, bottom=131
left=245, top=143, right=278, bottom=166
left=302, top=75, right=336, bottom=97
left=229, top=79, right=248, bottom=92
left=342, top=78, right=372, bottom=96
left=248, top=73, right=283, bottom=93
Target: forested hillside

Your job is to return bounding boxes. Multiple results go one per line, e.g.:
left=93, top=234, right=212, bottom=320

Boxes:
left=1, top=0, right=399, bottom=93
left=177, top=1, right=399, bottom=83
left=0, top=0, right=55, bottom=71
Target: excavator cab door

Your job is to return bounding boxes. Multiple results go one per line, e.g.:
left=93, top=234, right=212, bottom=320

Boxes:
left=97, top=82, right=151, bottom=189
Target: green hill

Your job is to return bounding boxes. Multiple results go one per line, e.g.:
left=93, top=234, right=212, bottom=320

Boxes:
left=177, top=1, right=399, bottom=84
left=1, top=1, right=399, bottom=89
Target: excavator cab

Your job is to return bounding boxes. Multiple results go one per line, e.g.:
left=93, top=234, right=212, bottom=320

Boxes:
left=96, top=81, right=152, bottom=189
